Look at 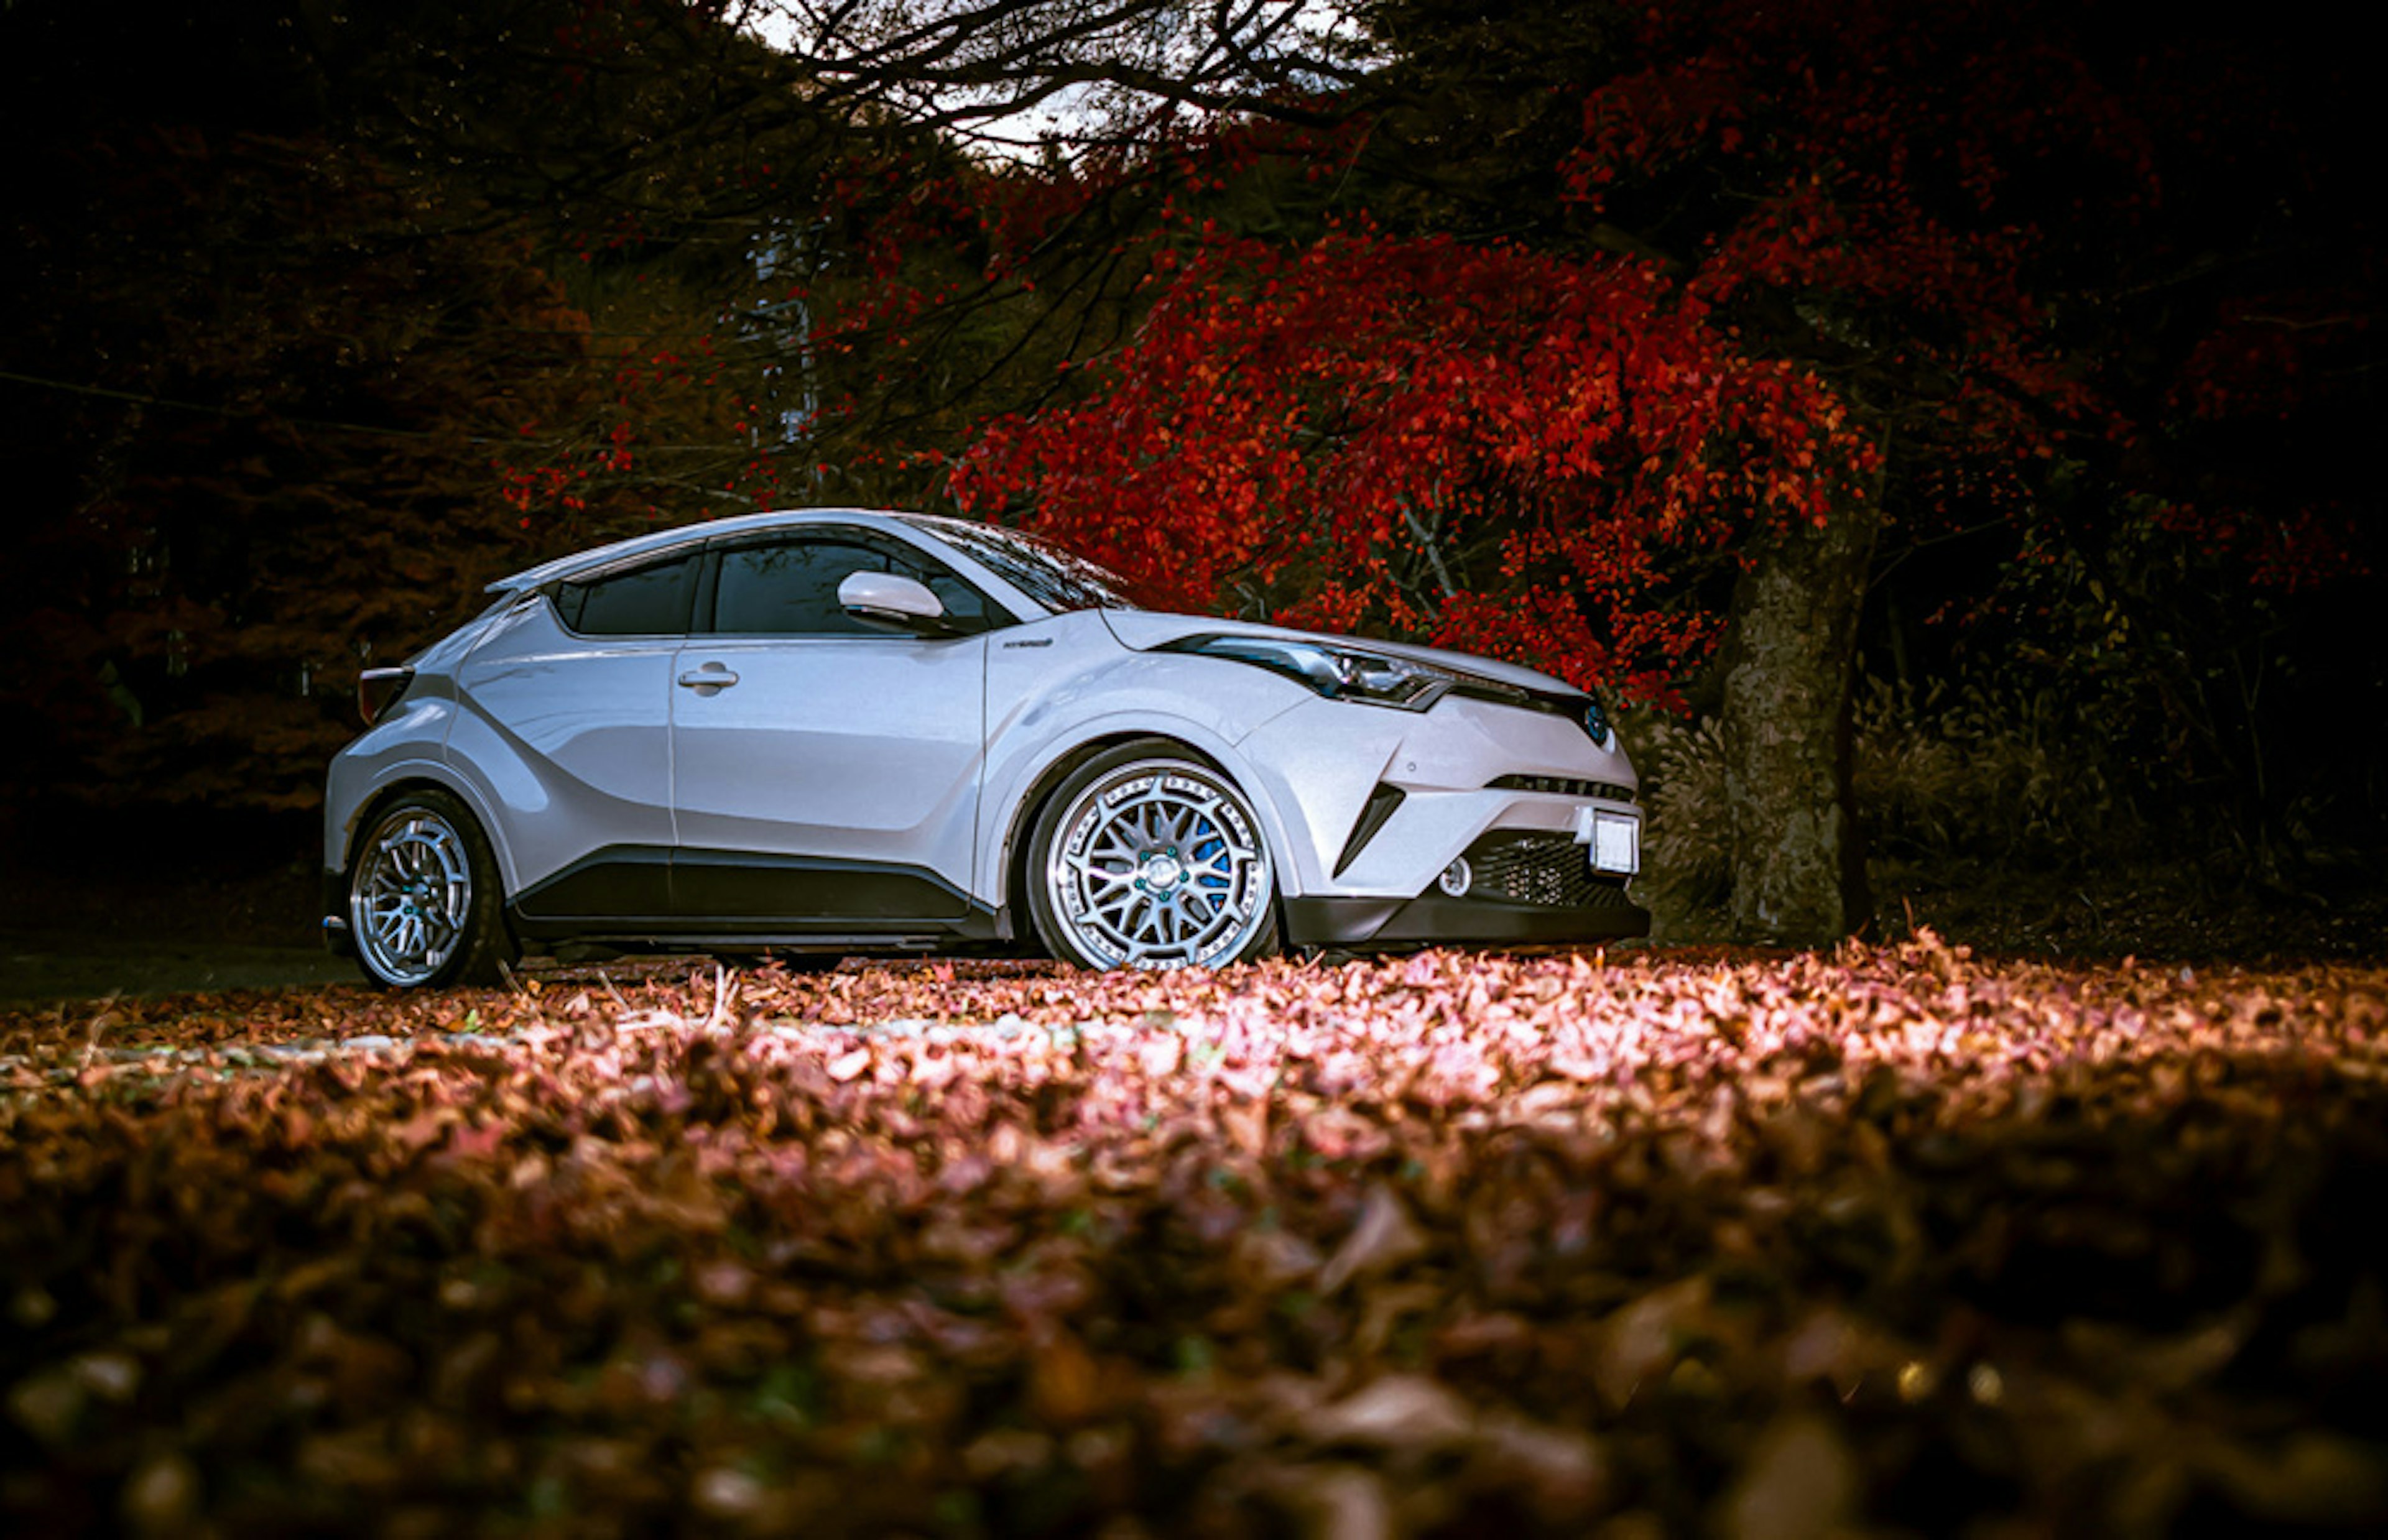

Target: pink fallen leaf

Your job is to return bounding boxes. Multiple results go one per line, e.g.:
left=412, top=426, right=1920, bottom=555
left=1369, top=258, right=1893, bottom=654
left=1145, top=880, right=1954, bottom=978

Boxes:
left=1218, top=1097, right=1269, bottom=1159
left=1476, top=1414, right=1610, bottom=1516
left=1139, top=1030, right=1183, bottom=1077
left=1233, top=1227, right=1325, bottom=1289
left=1275, top=1463, right=1394, bottom=1540
left=692, top=1466, right=767, bottom=1519
left=1596, top=1276, right=1713, bottom=1409
left=1319, top=1182, right=1428, bottom=1294
left=1306, top=1374, right=1474, bottom=1450
left=964, top=1427, right=1055, bottom=1478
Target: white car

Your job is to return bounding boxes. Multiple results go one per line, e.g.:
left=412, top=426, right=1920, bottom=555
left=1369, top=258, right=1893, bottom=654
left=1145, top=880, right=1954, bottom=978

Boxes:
left=323, top=509, right=1646, bottom=985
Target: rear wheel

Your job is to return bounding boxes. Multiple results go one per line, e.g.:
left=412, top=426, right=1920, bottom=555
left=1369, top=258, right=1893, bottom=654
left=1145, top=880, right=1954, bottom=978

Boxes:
left=1027, top=741, right=1279, bottom=971
left=348, top=790, right=516, bottom=989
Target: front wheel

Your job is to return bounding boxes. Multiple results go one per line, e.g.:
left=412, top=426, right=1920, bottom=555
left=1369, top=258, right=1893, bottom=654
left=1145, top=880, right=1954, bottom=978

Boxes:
left=348, top=790, right=516, bottom=989
left=1027, top=742, right=1280, bottom=971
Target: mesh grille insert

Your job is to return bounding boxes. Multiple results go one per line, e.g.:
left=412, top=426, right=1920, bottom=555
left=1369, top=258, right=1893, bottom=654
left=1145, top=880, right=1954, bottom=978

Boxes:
left=1460, top=831, right=1634, bottom=909
left=1486, top=775, right=1636, bottom=803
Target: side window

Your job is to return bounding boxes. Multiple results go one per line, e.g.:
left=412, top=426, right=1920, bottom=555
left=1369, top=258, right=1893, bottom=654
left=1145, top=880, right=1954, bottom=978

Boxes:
left=711, top=537, right=1002, bottom=637
left=552, top=553, right=698, bottom=637
left=714, top=540, right=882, bottom=636
left=902, top=559, right=1000, bottom=635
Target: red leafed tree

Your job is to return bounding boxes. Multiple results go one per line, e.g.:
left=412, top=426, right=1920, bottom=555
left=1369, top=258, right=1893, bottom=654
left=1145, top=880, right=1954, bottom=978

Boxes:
left=942, top=0, right=2174, bottom=943
left=1558, top=0, right=2139, bottom=942
left=955, top=226, right=1874, bottom=709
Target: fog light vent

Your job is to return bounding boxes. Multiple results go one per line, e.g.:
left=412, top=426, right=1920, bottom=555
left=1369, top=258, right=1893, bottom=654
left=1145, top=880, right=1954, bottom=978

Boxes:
left=1437, top=858, right=1472, bottom=897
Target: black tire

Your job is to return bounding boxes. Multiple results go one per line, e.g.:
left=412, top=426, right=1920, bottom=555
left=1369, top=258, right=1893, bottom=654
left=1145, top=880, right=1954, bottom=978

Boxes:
left=1025, top=740, right=1280, bottom=971
left=347, top=788, right=518, bottom=989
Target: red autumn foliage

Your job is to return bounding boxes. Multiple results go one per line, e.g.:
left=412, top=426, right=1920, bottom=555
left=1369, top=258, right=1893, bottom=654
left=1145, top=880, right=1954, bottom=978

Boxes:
left=954, top=227, right=1874, bottom=705
left=930, top=0, right=2369, bottom=753
left=937, top=0, right=2165, bottom=707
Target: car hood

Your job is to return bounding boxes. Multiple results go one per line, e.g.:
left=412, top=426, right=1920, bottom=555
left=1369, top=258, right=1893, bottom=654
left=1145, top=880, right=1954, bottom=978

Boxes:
left=1098, top=611, right=1588, bottom=698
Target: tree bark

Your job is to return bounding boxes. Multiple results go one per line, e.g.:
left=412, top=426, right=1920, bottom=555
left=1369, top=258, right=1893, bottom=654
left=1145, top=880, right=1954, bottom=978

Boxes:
left=1719, top=497, right=1882, bottom=946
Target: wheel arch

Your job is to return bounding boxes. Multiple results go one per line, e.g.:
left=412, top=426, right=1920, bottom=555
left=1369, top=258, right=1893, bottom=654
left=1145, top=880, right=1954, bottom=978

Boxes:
left=341, top=777, right=522, bottom=988
left=994, top=727, right=1299, bottom=957
left=336, top=767, right=515, bottom=896
left=999, top=732, right=1159, bottom=953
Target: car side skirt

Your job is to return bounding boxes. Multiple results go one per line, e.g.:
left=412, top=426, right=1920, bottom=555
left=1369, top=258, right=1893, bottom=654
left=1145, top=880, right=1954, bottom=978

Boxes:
left=502, top=845, right=1004, bottom=947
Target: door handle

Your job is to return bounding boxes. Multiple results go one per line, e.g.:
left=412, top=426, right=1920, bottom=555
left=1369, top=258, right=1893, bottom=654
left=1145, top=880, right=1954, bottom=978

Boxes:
left=677, top=663, right=739, bottom=693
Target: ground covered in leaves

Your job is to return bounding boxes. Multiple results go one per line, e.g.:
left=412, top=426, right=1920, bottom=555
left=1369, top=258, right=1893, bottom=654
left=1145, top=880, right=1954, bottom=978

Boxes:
left=6, top=938, right=2387, bottom=1538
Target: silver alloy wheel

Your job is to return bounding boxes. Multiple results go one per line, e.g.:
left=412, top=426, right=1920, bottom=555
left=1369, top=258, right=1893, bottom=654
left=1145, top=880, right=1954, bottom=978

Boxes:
left=1043, top=758, right=1274, bottom=969
left=351, top=806, right=475, bottom=987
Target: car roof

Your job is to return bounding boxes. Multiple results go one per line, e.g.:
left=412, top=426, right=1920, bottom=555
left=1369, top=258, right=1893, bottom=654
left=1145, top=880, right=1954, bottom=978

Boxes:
left=488, top=509, right=930, bottom=594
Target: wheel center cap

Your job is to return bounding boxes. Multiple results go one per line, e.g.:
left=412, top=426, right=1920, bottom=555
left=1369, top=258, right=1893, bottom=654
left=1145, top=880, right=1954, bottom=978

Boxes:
left=1141, top=853, right=1185, bottom=889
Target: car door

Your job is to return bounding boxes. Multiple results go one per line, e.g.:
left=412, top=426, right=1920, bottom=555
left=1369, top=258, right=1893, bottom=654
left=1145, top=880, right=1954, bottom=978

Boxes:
left=450, top=550, right=698, bottom=918
left=668, top=531, right=997, bottom=921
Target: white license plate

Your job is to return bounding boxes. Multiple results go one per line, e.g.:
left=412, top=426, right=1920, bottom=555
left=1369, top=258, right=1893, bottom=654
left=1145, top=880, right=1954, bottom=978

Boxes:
left=1575, top=806, right=1641, bottom=875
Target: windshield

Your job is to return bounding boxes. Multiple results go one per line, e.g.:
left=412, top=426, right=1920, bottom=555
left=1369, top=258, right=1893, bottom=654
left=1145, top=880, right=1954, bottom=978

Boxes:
left=902, top=515, right=1155, bottom=615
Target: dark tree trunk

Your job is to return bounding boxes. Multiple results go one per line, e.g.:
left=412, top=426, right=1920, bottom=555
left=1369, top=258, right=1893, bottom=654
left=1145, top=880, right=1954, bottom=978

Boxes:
left=1719, top=497, right=1882, bottom=946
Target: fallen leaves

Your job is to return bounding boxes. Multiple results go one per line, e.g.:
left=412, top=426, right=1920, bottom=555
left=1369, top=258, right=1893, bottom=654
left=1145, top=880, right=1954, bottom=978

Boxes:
left=2, top=933, right=2386, bottom=1534
left=1318, top=1184, right=1429, bottom=1296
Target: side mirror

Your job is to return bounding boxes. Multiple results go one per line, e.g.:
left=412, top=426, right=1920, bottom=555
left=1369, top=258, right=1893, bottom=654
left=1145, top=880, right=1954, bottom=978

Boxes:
left=838, top=570, right=953, bottom=635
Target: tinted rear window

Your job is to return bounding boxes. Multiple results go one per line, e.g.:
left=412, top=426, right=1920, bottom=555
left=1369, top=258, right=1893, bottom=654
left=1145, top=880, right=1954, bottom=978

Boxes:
left=553, top=553, right=697, bottom=636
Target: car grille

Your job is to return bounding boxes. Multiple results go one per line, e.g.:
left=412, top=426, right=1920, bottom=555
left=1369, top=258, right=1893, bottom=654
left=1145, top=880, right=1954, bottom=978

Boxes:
left=1461, top=831, right=1633, bottom=908
left=1486, top=775, right=1636, bottom=803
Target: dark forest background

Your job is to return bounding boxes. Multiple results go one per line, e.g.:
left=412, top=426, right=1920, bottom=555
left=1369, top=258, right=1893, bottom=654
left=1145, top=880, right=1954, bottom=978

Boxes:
left=1, top=0, right=2378, bottom=955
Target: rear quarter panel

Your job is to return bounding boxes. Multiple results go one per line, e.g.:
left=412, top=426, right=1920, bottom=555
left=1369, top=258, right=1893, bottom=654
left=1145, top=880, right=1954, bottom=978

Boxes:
left=439, top=599, right=678, bottom=895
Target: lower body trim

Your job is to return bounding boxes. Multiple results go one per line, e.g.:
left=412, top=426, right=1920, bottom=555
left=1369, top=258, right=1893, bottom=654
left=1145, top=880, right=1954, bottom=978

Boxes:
left=1282, top=891, right=1650, bottom=949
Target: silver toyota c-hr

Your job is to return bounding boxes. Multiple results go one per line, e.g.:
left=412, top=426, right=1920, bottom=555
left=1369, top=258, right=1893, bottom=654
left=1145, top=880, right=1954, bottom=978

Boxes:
left=323, top=508, right=1647, bottom=985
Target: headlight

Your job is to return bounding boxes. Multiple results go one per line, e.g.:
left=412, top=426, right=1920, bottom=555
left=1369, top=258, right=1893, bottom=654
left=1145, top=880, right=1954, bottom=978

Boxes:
left=1166, top=635, right=1456, bottom=711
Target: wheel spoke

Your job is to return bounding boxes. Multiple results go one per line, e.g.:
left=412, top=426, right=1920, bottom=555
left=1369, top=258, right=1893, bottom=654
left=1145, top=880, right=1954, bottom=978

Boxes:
left=1068, top=852, right=1136, bottom=891
left=351, top=807, right=475, bottom=987
left=1045, top=762, right=1273, bottom=971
